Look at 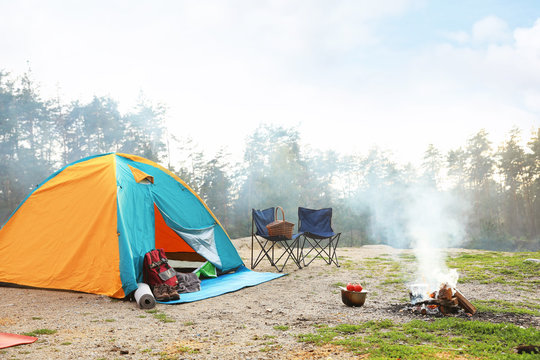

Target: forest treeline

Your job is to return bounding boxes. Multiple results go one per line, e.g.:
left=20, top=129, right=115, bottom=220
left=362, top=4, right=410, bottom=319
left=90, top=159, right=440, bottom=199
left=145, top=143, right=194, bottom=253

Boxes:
left=1, top=71, right=539, bottom=251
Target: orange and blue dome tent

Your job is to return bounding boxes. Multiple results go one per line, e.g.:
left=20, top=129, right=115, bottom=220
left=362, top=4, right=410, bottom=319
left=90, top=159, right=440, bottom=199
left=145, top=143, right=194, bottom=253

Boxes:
left=0, top=153, right=282, bottom=301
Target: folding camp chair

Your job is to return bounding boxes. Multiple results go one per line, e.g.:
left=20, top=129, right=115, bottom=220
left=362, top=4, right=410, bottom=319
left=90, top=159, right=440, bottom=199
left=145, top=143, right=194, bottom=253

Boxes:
left=251, top=208, right=302, bottom=272
left=298, top=207, right=341, bottom=267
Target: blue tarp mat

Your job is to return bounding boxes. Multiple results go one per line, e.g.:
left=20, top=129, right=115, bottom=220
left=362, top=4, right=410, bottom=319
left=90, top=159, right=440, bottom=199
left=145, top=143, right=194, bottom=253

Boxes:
left=158, top=265, right=285, bottom=304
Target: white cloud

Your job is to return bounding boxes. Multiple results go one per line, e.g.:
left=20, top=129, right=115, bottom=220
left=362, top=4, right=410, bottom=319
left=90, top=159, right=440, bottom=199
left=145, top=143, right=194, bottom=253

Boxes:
left=472, top=16, right=511, bottom=43
left=442, top=16, right=511, bottom=46
left=442, top=30, right=470, bottom=44
left=515, top=18, right=540, bottom=49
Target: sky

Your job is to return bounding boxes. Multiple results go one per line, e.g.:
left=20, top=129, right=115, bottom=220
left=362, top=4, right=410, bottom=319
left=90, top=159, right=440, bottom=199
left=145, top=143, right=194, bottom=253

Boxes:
left=1, top=0, right=539, bottom=164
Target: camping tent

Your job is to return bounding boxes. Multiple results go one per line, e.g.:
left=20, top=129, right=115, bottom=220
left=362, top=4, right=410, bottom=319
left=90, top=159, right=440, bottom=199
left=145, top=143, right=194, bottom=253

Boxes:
left=0, top=153, right=245, bottom=298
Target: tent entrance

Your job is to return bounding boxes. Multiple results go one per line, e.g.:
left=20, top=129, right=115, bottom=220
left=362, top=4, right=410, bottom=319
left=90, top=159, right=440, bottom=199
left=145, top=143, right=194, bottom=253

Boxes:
left=165, top=252, right=207, bottom=272
left=153, top=204, right=206, bottom=271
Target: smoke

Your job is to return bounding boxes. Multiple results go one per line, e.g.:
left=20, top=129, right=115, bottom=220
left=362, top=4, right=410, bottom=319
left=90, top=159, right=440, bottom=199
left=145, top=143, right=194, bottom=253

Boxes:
left=406, top=185, right=465, bottom=290
left=357, top=173, right=469, bottom=292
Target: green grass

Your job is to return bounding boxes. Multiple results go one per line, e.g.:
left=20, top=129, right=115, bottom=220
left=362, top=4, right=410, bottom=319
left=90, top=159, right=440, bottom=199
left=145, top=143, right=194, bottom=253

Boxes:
left=334, top=254, right=412, bottom=298
left=398, top=253, right=416, bottom=262
left=446, top=251, right=540, bottom=289
left=361, top=255, right=414, bottom=292
left=297, top=318, right=540, bottom=359
left=174, top=345, right=200, bottom=354
left=153, top=313, right=175, bottom=323
left=145, top=309, right=175, bottom=323
left=259, top=344, right=281, bottom=352
left=22, top=328, right=57, bottom=337
left=273, top=325, right=289, bottom=331
left=380, top=276, right=406, bottom=285
left=364, top=258, right=394, bottom=268
left=473, top=299, right=540, bottom=316
left=339, top=259, right=357, bottom=270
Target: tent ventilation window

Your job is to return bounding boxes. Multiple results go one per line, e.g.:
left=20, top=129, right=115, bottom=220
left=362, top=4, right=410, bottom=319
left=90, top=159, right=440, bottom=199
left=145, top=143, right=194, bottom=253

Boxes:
left=128, top=165, right=154, bottom=184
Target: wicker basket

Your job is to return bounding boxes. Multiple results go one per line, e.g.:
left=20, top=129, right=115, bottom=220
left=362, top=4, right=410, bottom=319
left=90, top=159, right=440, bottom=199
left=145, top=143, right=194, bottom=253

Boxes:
left=266, top=206, right=295, bottom=239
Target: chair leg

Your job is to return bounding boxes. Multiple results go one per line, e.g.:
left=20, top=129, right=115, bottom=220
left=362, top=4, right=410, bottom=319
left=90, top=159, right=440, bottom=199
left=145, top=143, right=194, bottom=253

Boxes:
left=251, top=235, right=302, bottom=272
left=251, top=234, right=255, bottom=269
left=252, top=238, right=271, bottom=269
left=251, top=237, right=278, bottom=270
left=291, top=238, right=303, bottom=269
left=290, top=238, right=303, bottom=270
left=328, top=234, right=340, bottom=267
left=299, top=234, right=340, bottom=267
left=300, top=236, right=327, bottom=267
left=270, top=238, right=302, bottom=272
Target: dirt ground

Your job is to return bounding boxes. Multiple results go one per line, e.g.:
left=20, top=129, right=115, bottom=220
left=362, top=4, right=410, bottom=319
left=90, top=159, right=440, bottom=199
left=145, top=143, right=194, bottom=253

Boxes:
left=1, top=238, right=539, bottom=359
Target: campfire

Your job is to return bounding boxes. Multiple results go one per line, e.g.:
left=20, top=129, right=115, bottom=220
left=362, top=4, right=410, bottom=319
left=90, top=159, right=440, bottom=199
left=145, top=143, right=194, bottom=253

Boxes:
left=408, top=282, right=476, bottom=316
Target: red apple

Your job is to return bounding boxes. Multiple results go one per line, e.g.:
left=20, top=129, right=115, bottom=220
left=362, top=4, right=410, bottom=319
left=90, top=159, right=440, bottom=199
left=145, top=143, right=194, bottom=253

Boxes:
left=354, top=283, right=363, bottom=292
left=346, top=283, right=354, bottom=291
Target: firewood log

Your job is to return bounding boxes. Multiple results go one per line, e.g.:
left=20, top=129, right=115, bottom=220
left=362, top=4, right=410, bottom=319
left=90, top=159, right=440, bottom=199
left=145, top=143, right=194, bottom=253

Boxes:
left=438, top=297, right=459, bottom=307
left=437, top=285, right=453, bottom=301
left=454, top=288, right=477, bottom=315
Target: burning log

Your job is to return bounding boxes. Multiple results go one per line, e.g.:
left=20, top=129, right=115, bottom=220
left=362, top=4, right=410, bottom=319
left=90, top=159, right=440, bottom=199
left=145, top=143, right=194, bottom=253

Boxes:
left=407, top=283, right=476, bottom=316
left=436, top=284, right=459, bottom=315
left=437, top=284, right=453, bottom=301
left=438, top=297, right=459, bottom=307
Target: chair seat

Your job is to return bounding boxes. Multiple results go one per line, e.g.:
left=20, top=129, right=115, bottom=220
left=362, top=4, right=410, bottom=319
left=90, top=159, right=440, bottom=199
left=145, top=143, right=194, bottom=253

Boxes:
left=260, top=233, right=303, bottom=242
left=303, top=231, right=335, bottom=239
left=298, top=207, right=340, bottom=267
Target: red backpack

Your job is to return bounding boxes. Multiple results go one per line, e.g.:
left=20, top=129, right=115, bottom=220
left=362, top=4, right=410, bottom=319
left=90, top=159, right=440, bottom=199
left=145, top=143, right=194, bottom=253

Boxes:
left=143, top=249, right=178, bottom=288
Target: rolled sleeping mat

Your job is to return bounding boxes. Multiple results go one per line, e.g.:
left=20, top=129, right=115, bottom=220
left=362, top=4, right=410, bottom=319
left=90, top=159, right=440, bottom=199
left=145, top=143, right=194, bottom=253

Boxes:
left=134, top=282, right=156, bottom=309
